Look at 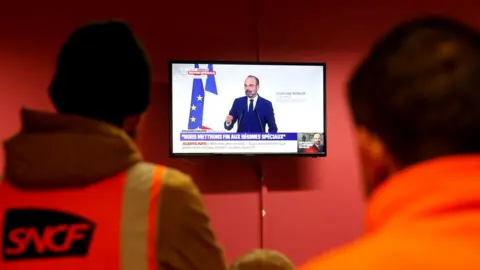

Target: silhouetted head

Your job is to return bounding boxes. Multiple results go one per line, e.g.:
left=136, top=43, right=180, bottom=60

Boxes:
left=348, top=16, right=480, bottom=196
left=229, top=249, right=295, bottom=270
left=49, top=20, right=151, bottom=137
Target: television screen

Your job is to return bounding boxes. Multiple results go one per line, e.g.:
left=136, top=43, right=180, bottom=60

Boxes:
left=169, top=61, right=326, bottom=157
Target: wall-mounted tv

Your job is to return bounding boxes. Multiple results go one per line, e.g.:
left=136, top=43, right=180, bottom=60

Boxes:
left=169, top=61, right=326, bottom=157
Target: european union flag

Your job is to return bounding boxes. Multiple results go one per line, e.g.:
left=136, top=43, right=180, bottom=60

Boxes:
left=188, top=64, right=205, bottom=130
left=187, top=64, right=218, bottom=130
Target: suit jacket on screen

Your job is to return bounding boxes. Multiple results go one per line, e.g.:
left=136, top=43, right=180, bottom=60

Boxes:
left=224, top=96, right=278, bottom=133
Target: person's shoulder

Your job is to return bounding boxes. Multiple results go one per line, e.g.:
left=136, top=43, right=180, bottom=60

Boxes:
left=234, top=96, right=246, bottom=102
left=157, top=167, right=204, bottom=221
left=127, top=163, right=195, bottom=192
left=259, top=96, right=272, bottom=104
left=161, top=167, right=198, bottom=194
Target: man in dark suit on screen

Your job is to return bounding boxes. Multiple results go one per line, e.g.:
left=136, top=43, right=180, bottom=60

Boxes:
left=224, top=75, right=278, bottom=133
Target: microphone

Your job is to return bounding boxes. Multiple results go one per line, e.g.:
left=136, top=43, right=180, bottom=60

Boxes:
left=238, top=108, right=246, bottom=131
left=255, top=110, right=264, bottom=133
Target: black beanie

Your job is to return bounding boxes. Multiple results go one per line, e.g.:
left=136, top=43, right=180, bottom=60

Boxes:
left=49, top=20, right=151, bottom=125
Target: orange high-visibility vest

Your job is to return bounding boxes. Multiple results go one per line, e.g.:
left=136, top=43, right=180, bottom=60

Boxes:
left=0, top=162, right=166, bottom=270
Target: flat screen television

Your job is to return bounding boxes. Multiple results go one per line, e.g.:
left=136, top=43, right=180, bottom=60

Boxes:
left=169, top=61, right=326, bottom=157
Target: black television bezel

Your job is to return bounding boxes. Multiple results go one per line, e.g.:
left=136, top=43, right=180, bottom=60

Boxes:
left=168, top=60, right=327, bottom=158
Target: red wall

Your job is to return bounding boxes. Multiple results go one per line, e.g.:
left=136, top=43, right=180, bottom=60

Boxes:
left=1, top=1, right=478, bottom=266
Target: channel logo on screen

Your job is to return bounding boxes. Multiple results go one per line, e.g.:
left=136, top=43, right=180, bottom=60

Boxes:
left=188, top=68, right=216, bottom=76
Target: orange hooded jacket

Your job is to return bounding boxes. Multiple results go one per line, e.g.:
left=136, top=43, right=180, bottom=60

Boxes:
left=300, top=155, right=480, bottom=270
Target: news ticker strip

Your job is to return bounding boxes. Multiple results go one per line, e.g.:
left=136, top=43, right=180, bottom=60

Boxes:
left=180, top=132, right=298, bottom=141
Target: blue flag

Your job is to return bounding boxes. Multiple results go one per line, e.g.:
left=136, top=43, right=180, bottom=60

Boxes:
left=187, top=64, right=206, bottom=129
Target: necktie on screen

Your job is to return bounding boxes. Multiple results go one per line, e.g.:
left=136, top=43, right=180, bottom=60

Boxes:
left=249, top=99, right=254, bottom=112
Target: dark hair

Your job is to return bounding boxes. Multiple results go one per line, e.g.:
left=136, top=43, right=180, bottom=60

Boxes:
left=49, top=20, right=151, bottom=126
left=229, top=249, right=294, bottom=270
left=348, top=16, right=480, bottom=167
left=247, top=75, right=260, bottom=85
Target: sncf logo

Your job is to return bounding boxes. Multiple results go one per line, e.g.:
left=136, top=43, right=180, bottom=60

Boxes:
left=2, top=209, right=95, bottom=261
